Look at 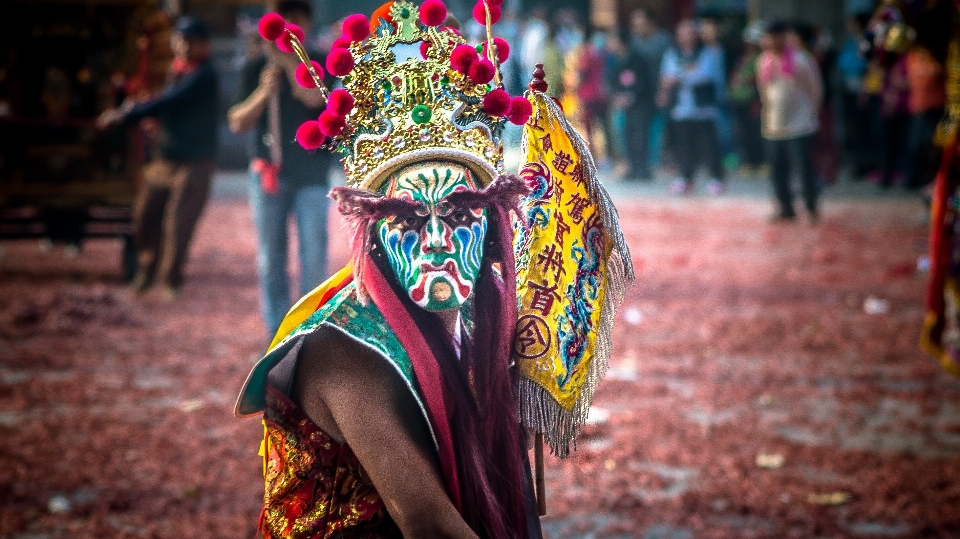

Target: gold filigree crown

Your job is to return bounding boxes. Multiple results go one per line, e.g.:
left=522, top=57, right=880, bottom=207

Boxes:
left=333, top=2, right=508, bottom=191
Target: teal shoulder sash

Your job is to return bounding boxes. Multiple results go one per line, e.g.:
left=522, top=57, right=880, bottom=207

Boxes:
left=234, top=282, right=436, bottom=448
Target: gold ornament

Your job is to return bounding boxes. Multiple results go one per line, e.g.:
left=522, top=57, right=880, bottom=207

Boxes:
left=331, top=1, right=506, bottom=192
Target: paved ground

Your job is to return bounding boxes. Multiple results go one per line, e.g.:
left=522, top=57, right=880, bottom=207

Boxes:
left=1, top=171, right=958, bottom=538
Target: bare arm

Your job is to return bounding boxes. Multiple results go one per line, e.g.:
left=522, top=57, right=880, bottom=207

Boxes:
left=227, top=64, right=279, bottom=134
left=294, top=328, right=479, bottom=539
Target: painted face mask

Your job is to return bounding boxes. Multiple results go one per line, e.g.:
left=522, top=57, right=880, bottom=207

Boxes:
left=377, top=162, right=487, bottom=311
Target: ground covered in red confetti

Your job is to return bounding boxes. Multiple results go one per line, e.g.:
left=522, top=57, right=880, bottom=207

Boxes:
left=1, top=189, right=958, bottom=538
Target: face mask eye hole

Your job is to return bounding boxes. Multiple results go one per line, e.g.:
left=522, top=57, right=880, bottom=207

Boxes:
left=403, top=216, right=420, bottom=228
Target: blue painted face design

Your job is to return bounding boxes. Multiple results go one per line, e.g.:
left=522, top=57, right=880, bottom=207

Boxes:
left=377, top=162, right=487, bottom=311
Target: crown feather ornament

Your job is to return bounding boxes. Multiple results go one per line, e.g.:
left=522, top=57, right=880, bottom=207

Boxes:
left=258, top=0, right=527, bottom=193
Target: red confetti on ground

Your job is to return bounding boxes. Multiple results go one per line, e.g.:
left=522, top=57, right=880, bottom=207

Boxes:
left=1, top=190, right=958, bottom=538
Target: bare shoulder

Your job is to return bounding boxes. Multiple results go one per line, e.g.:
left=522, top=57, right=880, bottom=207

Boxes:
left=293, top=326, right=430, bottom=447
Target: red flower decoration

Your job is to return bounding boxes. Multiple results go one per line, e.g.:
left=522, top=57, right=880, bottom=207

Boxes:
left=326, top=48, right=355, bottom=77
left=327, top=89, right=355, bottom=116
left=331, top=36, right=352, bottom=50
left=276, top=23, right=305, bottom=53
left=472, top=2, right=501, bottom=25
left=482, top=88, right=511, bottom=116
left=258, top=13, right=286, bottom=41
left=468, top=58, right=495, bottom=84
left=482, top=37, right=510, bottom=63
left=294, top=61, right=324, bottom=88
left=318, top=111, right=346, bottom=137
left=507, top=96, right=532, bottom=125
left=419, top=0, right=448, bottom=27
left=450, top=44, right=479, bottom=73
left=296, top=120, right=325, bottom=149
left=342, top=14, right=370, bottom=42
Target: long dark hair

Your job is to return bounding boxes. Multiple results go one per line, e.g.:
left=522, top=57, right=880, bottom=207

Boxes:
left=367, top=189, right=530, bottom=538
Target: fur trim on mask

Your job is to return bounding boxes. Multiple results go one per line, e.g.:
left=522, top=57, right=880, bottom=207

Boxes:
left=328, top=174, right=530, bottom=301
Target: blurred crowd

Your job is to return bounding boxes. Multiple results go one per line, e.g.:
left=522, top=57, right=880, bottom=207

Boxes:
left=343, top=5, right=946, bottom=202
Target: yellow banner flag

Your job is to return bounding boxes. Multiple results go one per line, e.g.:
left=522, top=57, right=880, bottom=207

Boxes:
left=513, top=92, right=634, bottom=457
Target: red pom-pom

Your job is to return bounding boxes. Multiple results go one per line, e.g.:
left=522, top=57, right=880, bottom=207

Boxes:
left=276, top=24, right=305, bottom=53
left=296, top=120, right=325, bottom=149
left=342, top=14, right=370, bottom=42
left=419, top=0, right=447, bottom=26
left=472, top=2, right=501, bottom=25
left=488, top=0, right=504, bottom=5
left=331, top=36, right=352, bottom=50
left=258, top=13, right=286, bottom=41
left=420, top=41, right=432, bottom=59
left=507, top=96, right=532, bottom=125
left=327, top=89, right=355, bottom=116
left=482, top=37, right=510, bottom=63
left=326, top=48, right=355, bottom=76
left=468, top=58, right=495, bottom=84
left=318, top=111, right=346, bottom=137
left=295, top=61, right=324, bottom=88
left=450, top=44, right=478, bottom=73
left=482, top=88, right=511, bottom=116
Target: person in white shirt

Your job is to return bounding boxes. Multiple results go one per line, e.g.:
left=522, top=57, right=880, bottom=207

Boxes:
left=756, top=20, right=824, bottom=222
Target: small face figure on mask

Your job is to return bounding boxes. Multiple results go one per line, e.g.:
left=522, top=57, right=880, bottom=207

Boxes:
left=377, top=162, right=487, bottom=311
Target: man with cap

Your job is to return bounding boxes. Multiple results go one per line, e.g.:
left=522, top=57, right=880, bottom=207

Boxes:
left=99, top=16, right=219, bottom=299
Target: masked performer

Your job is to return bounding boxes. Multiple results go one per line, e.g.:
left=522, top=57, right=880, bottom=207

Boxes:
left=236, top=1, right=633, bottom=537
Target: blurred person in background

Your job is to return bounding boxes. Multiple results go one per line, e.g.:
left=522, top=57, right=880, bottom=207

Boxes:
left=859, top=58, right=887, bottom=181
left=657, top=19, right=727, bottom=196
left=228, top=0, right=332, bottom=337
left=904, top=44, right=946, bottom=190
left=97, top=16, right=218, bottom=299
left=519, top=6, right=548, bottom=80
left=555, top=8, right=585, bottom=56
left=608, top=29, right=654, bottom=181
left=604, top=29, right=628, bottom=168
left=878, top=55, right=911, bottom=188
left=728, top=21, right=766, bottom=175
left=567, top=25, right=610, bottom=166
left=791, top=22, right=838, bottom=185
left=630, top=9, right=671, bottom=172
left=837, top=13, right=872, bottom=178
left=757, top=21, right=823, bottom=223
left=541, top=22, right=565, bottom=99
left=700, top=17, right=735, bottom=167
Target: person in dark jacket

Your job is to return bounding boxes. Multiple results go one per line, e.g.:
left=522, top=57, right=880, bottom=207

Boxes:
left=608, top=29, right=654, bottom=181
left=227, top=0, right=332, bottom=337
left=98, top=16, right=219, bottom=299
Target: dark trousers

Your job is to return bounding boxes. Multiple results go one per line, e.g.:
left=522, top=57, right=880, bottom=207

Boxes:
left=906, top=108, right=944, bottom=189
left=768, top=135, right=817, bottom=216
left=624, top=105, right=653, bottom=179
left=672, top=118, right=724, bottom=182
left=132, top=158, right=214, bottom=288
left=733, top=102, right=765, bottom=167
left=881, top=114, right=910, bottom=187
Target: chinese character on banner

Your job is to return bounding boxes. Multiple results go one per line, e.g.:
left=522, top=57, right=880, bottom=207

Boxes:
left=552, top=151, right=572, bottom=174
left=513, top=92, right=634, bottom=459
left=528, top=280, right=562, bottom=316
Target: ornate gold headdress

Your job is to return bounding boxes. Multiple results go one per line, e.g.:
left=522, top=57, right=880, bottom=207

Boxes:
left=257, top=0, right=531, bottom=192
